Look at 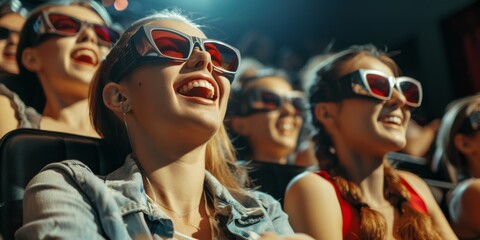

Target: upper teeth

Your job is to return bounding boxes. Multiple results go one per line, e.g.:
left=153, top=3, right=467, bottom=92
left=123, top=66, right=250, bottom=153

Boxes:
left=383, top=116, right=402, bottom=125
left=279, top=123, right=293, bottom=131
left=178, top=79, right=215, bottom=99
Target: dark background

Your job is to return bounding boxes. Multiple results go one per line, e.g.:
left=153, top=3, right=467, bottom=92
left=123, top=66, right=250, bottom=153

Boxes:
left=21, top=0, right=480, bottom=122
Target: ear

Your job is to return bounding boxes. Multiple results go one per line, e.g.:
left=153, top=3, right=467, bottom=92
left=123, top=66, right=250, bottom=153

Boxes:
left=314, top=102, right=337, bottom=125
left=454, top=134, right=475, bottom=155
left=103, top=82, right=130, bottom=114
left=230, top=117, right=250, bottom=136
left=21, top=48, right=41, bottom=72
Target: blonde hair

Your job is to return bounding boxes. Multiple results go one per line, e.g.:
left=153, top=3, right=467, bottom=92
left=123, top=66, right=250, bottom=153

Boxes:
left=90, top=9, right=246, bottom=190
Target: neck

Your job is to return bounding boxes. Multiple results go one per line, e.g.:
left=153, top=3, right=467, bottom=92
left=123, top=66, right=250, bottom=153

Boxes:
left=40, top=99, right=98, bottom=137
left=135, top=143, right=207, bottom=214
left=40, top=76, right=89, bottom=118
left=43, top=98, right=89, bottom=122
left=338, top=149, right=388, bottom=207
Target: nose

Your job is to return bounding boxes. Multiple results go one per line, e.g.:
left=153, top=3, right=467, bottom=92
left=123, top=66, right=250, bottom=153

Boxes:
left=386, top=88, right=407, bottom=108
left=7, top=31, right=20, bottom=45
left=279, top=98, right=298, bottom=116
left=76, top=24, right=99, bottom=45
left=186, top=46, right=213, bottom=73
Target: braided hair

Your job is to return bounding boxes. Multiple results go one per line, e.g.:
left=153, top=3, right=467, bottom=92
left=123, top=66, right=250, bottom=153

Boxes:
left=310, top=44, right=442, bottom=240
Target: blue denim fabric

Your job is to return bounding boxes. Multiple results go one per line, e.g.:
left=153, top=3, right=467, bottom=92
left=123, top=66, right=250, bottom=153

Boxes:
left=16, top=155, right=293, bottom=239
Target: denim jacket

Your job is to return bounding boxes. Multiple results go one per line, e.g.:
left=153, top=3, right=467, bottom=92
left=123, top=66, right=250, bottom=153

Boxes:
left=16, top=155, right=293, bottom=239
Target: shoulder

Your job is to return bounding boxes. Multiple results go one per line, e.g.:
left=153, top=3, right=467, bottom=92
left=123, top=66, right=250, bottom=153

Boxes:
left=397, top=169, right=431, bottom=192
left=24, top=160, right=95, bottom=203
left=450, top=179, right=480, bottom=208
left=287, top=171, right=335, bottom=194
left=284, top=172, right=343, bottom=239
left=284, top=171, right=340, bottom=216
left=450, top=179, right=480, bottom=217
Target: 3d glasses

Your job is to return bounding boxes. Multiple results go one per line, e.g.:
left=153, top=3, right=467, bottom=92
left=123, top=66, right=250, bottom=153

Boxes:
left=235, top=88, right=309, bottom=116
left=33, top=11, right=119, bottom=46
left=0, top=26, right=19, bottom=39
left=108, top=26, right=241, bottom=83
left=335, top=69, right=423, bottom=107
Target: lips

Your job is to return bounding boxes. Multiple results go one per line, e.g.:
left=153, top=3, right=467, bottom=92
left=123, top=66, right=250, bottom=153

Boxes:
left=71, top=48, right=99, bottom=66
left=3, top=46, right=16, bottom=60
left=177, top=79, right=216, bottom=100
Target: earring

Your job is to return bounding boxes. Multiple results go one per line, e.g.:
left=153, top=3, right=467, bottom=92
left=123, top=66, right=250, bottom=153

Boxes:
left=121, top=101, right=130, bottom=113
left=329, top=146, right=336, bottom=155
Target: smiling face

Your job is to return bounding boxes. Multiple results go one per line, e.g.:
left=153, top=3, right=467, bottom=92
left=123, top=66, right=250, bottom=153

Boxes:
left=234, top=76, right=303, bottom=161
left=330, top=53, right=411, bottom=156
left=0, top=13, right=25, bottom=74
left=117, top=20, right=232, bottom=149
left=26, top=5, right=107, bottom=99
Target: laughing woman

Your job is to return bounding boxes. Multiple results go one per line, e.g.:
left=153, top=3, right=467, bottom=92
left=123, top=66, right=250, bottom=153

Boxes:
left=0, top=0, right=119, bottom=138
left=227, top=68, right=311, bottom=206
left=17, top=9, right=312, bottom=240
left=284, top=45, right=457, bottom=240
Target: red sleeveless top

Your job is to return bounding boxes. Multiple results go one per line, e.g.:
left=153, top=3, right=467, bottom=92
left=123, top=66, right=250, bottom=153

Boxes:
left=316, top=171, right=429, bottom=240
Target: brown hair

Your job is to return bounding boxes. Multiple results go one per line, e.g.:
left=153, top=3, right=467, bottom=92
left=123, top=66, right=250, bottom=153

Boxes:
left=433, top=94, right=480, bottom=181
left=89, top=9, right=246, bottom=190
left=310, top=44, right=442, bottom=240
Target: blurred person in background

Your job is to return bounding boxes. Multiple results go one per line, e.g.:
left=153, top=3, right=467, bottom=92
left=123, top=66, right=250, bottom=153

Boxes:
left=227, top=68, right=312, bottom=207
left=0, top=0, right=119, bottom=138
left=432, top=94, right=480, bottom=239
left=0, top=0, right=27, bottom=77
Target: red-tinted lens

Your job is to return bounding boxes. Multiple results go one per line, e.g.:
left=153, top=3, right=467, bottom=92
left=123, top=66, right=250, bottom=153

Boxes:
left=365, top=73, right=391, bottom=98
left=204, top=42, right=239, bottom=72
left=151, top=30, right=190, bottom=59
left=92, top=24, right=117, bottom=43
left=48, top=14, right=81, bottom=34
left=291, top=97, right=308, bottom=112
left=259, top=90, right=281, bottom=110
left=398, top=81, right=420, bottom=105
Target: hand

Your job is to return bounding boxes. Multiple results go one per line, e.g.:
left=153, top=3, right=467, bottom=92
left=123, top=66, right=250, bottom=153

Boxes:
left=254, top=232, right=315, bottom=240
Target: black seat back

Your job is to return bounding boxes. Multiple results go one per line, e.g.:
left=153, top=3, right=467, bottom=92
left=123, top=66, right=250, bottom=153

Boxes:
left=0, top=129, right=121, bottom=240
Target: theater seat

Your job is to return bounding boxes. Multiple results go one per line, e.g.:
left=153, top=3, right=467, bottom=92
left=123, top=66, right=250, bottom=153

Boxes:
left=0, top=129, right=122, bottom=240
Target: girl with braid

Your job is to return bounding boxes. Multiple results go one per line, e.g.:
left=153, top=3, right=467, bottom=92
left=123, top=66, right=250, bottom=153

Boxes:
left=284, top=45, right=457, bottom=240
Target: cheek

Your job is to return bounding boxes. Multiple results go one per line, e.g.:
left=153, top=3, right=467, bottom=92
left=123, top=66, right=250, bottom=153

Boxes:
left=0, top=40, right=7, bottom=49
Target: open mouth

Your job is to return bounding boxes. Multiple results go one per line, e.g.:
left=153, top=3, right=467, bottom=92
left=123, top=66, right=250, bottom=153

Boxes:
left=177, top=79, right=215, bottom=100
left=71, top=48, right=98, bottom=66
left=3, top=47, right=16, bottom=60
left=379, top=115, right=402, bottom=126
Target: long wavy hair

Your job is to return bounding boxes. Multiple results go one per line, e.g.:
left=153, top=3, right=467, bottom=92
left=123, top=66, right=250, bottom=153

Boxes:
left=309, top=44, right=442, bottom=240
left=89, top=9, right=246, bottom=190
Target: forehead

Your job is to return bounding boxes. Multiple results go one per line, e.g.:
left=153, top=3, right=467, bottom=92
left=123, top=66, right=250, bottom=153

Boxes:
left=46, top=5, right=105, bottom=25
left=0, top=13, right=25, bottom=30
left=145, top=19, right=206, bottom=39
left=339, top=53, right=394, bottom=76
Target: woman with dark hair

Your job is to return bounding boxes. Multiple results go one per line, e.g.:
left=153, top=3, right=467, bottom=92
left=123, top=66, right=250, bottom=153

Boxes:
left=0, top=0, right=119, bottom=138
left=432, top=94, right=480, bottom=239
left=227, top=68, right=311, bottom=206
left=284, top=44, right=457, bottom=239
left=0, top=0, right=27, bottom=77
left=18, top=9, right=312, bottom=240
